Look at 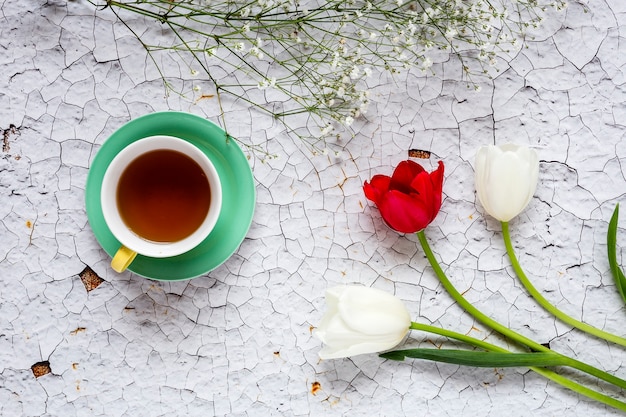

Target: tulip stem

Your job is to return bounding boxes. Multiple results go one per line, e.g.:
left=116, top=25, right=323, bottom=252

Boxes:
left=502, top=221, right=626, bottom=347
left=407, top=321, right=626, bottom=412
left=417, top=231, right=626, bottom=393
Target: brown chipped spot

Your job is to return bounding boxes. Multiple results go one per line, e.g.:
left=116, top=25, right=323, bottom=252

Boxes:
left=273, top=351, right=280, bottom=357
left=466, top=326, right=481, bottom=336
left=79, top=266, right=104, bottom=292
left=72, top=363, right=79, bottom=370
left=311, top=381, right=322, bottom=395
left=2, top=124, right=19, bottom=153
left=427, top=339, right=443, bottom=349
left=26, top=220, right=32, bottom=228
left=309, top=325, right=315, bottom=334
left=408, top=149, right=431, bottom=159
left=31, top=361, right=51, bottom=378
left=194, top=94, right=215, bottom=104
left=70, top=327, right=86, bottom=336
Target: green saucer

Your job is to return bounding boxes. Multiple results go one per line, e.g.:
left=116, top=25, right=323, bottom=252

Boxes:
left=85, top=111, right=256, bottom=280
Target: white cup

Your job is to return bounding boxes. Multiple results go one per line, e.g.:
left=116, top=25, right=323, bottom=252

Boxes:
left=101, top=135, right=222, bottom=272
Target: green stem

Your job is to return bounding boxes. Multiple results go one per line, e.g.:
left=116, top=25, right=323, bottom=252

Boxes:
left=408, top=322, right=626, bottom=411
left=410, top=321, right=502, bottom=352
left=607, top=204, right=626, bottom=304
left=417, top=230, right=626, bottom=391
left=502, top=221, right=626, bottom=347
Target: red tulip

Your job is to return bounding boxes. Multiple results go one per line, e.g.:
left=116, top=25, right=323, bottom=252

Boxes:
left=364, top=160, right=444, bottom=233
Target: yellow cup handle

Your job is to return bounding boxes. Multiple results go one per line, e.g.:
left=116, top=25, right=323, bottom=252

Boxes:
left=111, top=246, right=138, bottom=273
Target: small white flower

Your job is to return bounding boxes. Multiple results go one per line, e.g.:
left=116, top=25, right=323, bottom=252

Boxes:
left=349, top=65, right=360, bottom=80
left=249, top=47, right=264, bottom=59
left=190, top=69, right=199, bottom=76
left=344, top=116, right=354, bottom=127
left=445, top=27, right=457, bottom=39
left=320, top=123, right=334, bottom=136
left=336, top=86, right=346, bottom=98
left=240, top=6, right=251, bottom=18
left=257, top=76, right=276, bottom=90
left=363, top=67, right=372, bottom=78
left=193, top=85, right=201, bottom=92
left=421, top=57, right=433, bottom=71
left=407, top=22, right=416, bottom=36
left=555, top=1, right=568, bottom=11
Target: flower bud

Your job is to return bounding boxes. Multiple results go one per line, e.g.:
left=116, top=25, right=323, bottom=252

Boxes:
left=474, top=143, right=539, bottom=222
left=364, top=160, right=444, bottom=233
left=315, top=286, right=411, bottom=359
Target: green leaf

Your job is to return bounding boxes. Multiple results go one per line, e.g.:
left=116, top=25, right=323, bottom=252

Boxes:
left=380, top=349, right=569, bottom=368
left=607, top=204, right=626, bottom=305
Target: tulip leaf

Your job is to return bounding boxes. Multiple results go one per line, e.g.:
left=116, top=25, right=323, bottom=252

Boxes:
left=380, top=349, right=569, bottom=368
left=608, top=204, right=626, bottom=305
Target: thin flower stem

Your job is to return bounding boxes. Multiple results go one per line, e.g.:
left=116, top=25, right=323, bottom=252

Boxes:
left=502, top=221, right=626, bottom=347
left=409, top=322, right=626, bottom=411
left=410, top=321, right=518, bottom=352
left=416, top=230, right=626, bottom=391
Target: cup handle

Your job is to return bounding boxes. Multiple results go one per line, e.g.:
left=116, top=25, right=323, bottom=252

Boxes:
left=111, top=245, right=138, bottom=273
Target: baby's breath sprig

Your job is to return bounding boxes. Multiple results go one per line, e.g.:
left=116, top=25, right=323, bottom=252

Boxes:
left=90, top=0, right=567, bottom=155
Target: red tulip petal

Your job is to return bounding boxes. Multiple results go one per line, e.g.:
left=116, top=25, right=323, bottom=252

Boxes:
left=378, top=190, right=430, bottom=233
left=364, top=175, right=391, bottom=204
left=430, top=161, right=445, bottom=196
left=390, top=160, right=425, bottom=193
left=410, top=161, right=445, bottom=221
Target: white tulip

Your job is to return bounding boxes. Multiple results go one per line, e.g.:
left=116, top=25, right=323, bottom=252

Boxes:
left=474, top=143, right=539, bottom=222
left=315, top=285, right=411, bottom=359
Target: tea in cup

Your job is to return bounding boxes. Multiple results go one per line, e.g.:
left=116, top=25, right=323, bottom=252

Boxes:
left=101, top=135, right=222, bottom=272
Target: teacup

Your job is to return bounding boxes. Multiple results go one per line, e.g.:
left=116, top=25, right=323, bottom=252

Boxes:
left=101, top=135, right=222, bottom=272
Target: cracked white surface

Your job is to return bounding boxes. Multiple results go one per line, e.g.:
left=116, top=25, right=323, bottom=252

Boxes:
left=2, top=0, right=626, bottom=415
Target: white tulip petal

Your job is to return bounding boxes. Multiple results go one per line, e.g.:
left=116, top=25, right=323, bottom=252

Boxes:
left=315, top=285, right=411, bottom=359
left=338, top=286, right=411, bottom=335
left=474, top=143, right=539, bottom=222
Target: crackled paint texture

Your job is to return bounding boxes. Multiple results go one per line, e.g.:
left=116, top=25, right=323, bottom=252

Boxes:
left=2, top=0, right=626, bottom=416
